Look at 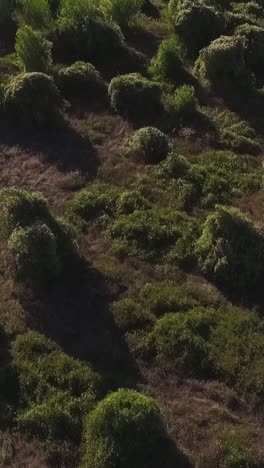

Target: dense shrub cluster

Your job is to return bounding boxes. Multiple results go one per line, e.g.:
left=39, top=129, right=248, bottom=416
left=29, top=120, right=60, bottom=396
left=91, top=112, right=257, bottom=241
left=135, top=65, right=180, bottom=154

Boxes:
left=235, top=24, right=264, bottom=71
left=108, top=73, right=162, bottom=118
left=3, top=72, right=64, bottom=127
left=110, top=207, right=199, bottom=263
left=0, top=188, right=75, bottom=285
left=128, top=127, right=170, bottom=164
left=12, top=331, right=100, bottom=440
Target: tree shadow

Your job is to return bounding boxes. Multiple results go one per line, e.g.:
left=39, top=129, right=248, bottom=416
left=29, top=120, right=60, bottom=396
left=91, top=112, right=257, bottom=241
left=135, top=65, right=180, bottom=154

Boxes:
left=0, top=122, right=100, bottom=176
left=20, top=256, right=140, bottom=389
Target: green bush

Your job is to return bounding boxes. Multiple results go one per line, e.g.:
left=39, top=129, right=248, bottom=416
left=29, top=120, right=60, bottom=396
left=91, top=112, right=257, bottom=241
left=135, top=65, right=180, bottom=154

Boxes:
left=55, top=3, right=125, bottom=65
left=195, top=205, right=264, bottom=290
left=235, top=24, right=264, bottom=71
left=156, top=152, right=190, bottom=179
left=112, top=298, right=154, bottom=332
left=128, top=127, right=170, bottom=164
left=209, top=307, right=264, bottom=395
left=0, top=188, right=50, bottom=238
left=69, top=184, right=120, bottom=222
left=149, top=37, right=186, bottom=84
left=15, top=25, right=53, bottom=72
left=174, top=84, right=196, bottom=114
left=116, top=191, right=147, bottom=214
left=108, top=73, right=162, bottom=118
left=17, top=389, right=94, bottom=441
left=18, top=0, right=52, bottom=30
left=81, top=388, right=176, bottom=468
left=12, top=331, right=101, bottom=403
left=4, top=72, right=64, bottom=127
left=100, top=0, right=143, bottom=28
left=194, top=35, right=255, bottom=94
left=7, top=223, right=60, bottom=284
left=55, top=61, right=106, bottom=98
left=168, top=0, right=225, bottom=56
left=151, top=307, right=215, bottom=374
left=110, top=207, right=199, bottom=262
left=231, top=1, right=264, bottom=17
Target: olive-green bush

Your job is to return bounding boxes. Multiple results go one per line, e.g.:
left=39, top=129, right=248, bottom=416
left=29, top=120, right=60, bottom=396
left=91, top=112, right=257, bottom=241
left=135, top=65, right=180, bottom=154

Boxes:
left=232, top=1, right=264, bottom=17
left=112, top=298, right=154, bottom=332
left=195, top=205, right=264, bottom=290
left=108, top=73, right=162, bottom=118
left=15, top=25, right=53, bottom=72
left=128, top=127, right=170, bottom=164
left=151, top=307, right=215, bottom=374
left=100, top=0, right=143, bottom=28
left=13, top=331, right=100, bottom=440
left=55, top=61, right=106, bottom=98
left=168, top=0, right=225, bottom=56
left=7, top=223, right=60, bottom=284
left=69, top=184, right=120, bottom=222
left=110, top=207, right=199, bottom=262
left=194, top=35, right=255, bottom=94
left=0, top=188, right=50, bottom=238
left=235, top=24, right=264, bottom=71
left=149, top=37, right=186, bottom=84
left=116, top=190, right=147, bottom=214
left=82, top=388, right=176, bottom=468
left=4, top=72, right=64, bottom=127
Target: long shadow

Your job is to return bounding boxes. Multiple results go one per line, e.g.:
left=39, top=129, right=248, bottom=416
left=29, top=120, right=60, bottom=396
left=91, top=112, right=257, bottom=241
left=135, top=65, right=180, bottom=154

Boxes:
left=0, top=122, right=100, bottom=176
left=20, top=256, right=139, bottom=389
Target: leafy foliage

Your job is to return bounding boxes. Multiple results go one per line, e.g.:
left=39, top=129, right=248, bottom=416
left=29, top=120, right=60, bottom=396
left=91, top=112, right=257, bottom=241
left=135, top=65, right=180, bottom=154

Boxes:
left=149, top=37, right=186, bottom=84
left=100, top=0, right=143, bottom=28
left=18, top=0, right=52, bottom=30
left=15, top=25, right=52, bottom=72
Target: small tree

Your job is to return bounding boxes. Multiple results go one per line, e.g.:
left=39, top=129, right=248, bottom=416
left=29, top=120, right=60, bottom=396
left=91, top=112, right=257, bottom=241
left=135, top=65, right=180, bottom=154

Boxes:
left=149, top=37, right=186, bottom=84
left=15, top=25, right=53, bottom=72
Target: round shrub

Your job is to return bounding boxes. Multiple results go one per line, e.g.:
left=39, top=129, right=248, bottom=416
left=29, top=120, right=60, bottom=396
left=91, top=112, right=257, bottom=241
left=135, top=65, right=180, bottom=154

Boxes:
left=195, top=205, right=264, bottom=291
left=15, top=25, right=53, bottom=72
left=81, top=388, right=175, bottom=468
left=168, top=0, right=225, bottom=56
left=55, top=61, right=106, bottom=98
left=100, top=0, right=143, bottom=29
left=7, top=222, right=60, bottom=284
left=194, top=35, right=255, bottom=94
left=4, top=72, right=64, bottom=127
left=112, top=298, right=154, bottom=332
left=151, top=308, right=215, bottom=375
left=149, top=37, right=186, bottom=84
left=0, top=188, right=50, bottom=238
left=128, top=127, right=170, bottom=164
left=108, top=73, right=162, bottom=118
left=235, top=24, right=264, bottom=71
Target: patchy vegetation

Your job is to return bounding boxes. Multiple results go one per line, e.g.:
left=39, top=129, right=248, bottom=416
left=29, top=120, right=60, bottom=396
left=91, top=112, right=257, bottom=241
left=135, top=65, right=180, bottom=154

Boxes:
left=1, top=0, right=264, bottom=466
